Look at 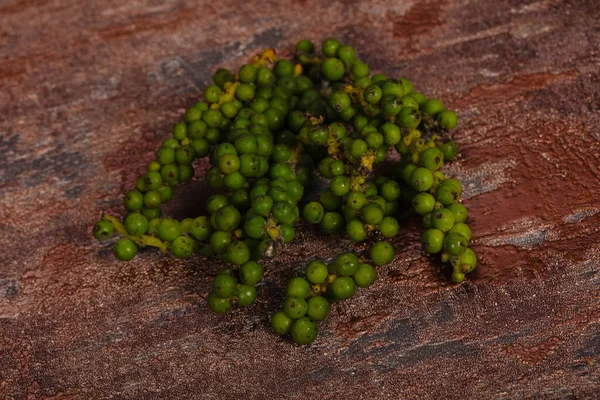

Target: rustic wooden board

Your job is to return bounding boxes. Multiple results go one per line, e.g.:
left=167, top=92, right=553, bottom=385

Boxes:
left=1, top=0, right=599, bottom=398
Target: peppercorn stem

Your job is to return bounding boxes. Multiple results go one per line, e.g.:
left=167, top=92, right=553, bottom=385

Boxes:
left=103, top=214, right=170, bottom=253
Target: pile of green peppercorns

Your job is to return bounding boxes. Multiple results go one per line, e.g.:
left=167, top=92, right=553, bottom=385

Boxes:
left=93, top=38, right=477, bottom=345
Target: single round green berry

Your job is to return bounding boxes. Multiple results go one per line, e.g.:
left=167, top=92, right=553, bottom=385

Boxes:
left=330, top=276, right=356, bottom=300
left=273, top=59, right=295, bottom=78
left=381, top=95, right=402, bottom=116
left=380, top=181, right=401, bottom=202
left=449, top=222, right=472, bottom=242
left=431, top=208, right=455, bottom=232
left=215, top=205, right=241, bottom=232
left=180, top=219, right=195, bottom=234
left=280, top=223, right=295, bottom=243
left=206, top=194, right=228, bottom=215
left=400, top=78, right=414, bottom=94
left=124, top=212, right=148, bottom=237
left=381, top=79, right=405, bottom=97
left=213, top=273, right=238, bottom=298
left=352, top=62, right=370, bottom=79
left=330, top=176, right=351, bottom=197
left=272, top=201, right=296, bottom=225
left=347, top=191, right=367, bottom=210
left=175, top=146, right=195, bottom=164
left=330, top=91, right=351, bottom=113
left=218, top=153, right=240, bottom=174
left=207, top=292, right=231, bottom=313
left=353, top=263, right=377, bottom=288
left=238, top=63, right=257, bottom=83
left=458, top=248, right=477, bottom=273
left=447, top=202, right=468, bottom=223
left=291, top=317, right=318, bottom=345
left=337, top=45, right=356, bottom=63
left=93, top=219, right=114, bottom=241
left=235, top=133, right=258, bottom=155
left=187, top=120, right=207, bottom=140
left=308, top=125, right=329, bottom=145
left=400, top=94, right=420, bottom=109
left=272, top=311, right=293, bottom=335
left=451, top=270, right=466, bottom=283
left=444, top=232, right=468, bottom=256
left=437, top=184, right=461, bottom=205
left=271, top=143, right=291, bottom=163
left=143, top=190, right=161, bottom=209
left=296, top=39, right=315, bottom=54
left=239, top=261, right=263, bottom=285
left=335, top=253, right=360, bottom=277
left=438, top=110, right=458, bottom=130
left=244, top=216, right=266, bottom=239
left=397, top=107, right=421, bottom=129
left=441, top=178, right=462, bottom=191
left=178, top=164, right=194, bottom=182
left=365, top=131, right=384, bottom=150
left=421, top=228, right=445, bottom=253
left=210, top=230, right=232, bottom=254
left=251, top=194, right=274, bottom=217
left=303, top=202, right=325, bottom=224
left=171, top=236, right=194, bottom=259
left=364, top=84, right=383, bottom=105
left=286, top=277, right=311, bottom=298
left=156, top=147, right=176, bottom=166
left=113, top=238, right=137, bottom=261
left=320, top=212, right=344, bottom=234
left=322, top=38, right=341, bottom=57
left=227, top=240, right=251, bottom=265
left=420, top=147, right=444, bottom=170
left=305, top=260, right=328, bottom=284
left=158, top=218, right=182, bottom=242
left=141, top=207, right=161, bottom=221
left=147, top=218, right=161, bottom=235
left=348, top=138, right=368, bottom=160
left=379, top=216, right=399, bottom=238
left=307, top=296, right=330, bottom=321
left=172, top=122, right=188, bottom=140
left=362, top=202, right=384, bottom=225
left=370, top=241, right=395, bottom=266
left=439, top=140, right=458, bottom=161
left=319, top=158, right=335, bottom=178
left=160, top=164, right=179, bottom=186
left=283, top=296, right=308, bottom=319
left=230, top=188, right=250, bottom=210
left=412, top=192, right=436, bottom=216
left=422, top=98, right=445, bottom=116
left=204, top=85, right=223, bottom=103
left=410, top=167, right=434, bottom=192
left=321, top=57, right=345, bottom=81
left=158, top=186, right=173, bottom=203
left=237, top=284, right=257, bottom=306
left=144, top=171, right=163, bottom=191
left=329, top=159, right=345, bottom=177
left=411, top=91, right=427, bottom=105
left=346, top=219, right=367, bottom=242
left=124, top=190, right=144, bottom=211
left=190, top=216, right=212, bottom=240
left=354, top=76, right=372, bottom=90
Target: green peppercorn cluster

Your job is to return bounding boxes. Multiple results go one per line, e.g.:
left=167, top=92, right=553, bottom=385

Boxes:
left=272, top=253, right=378, bottom=344
left=92, top=38, right=478, bottom=344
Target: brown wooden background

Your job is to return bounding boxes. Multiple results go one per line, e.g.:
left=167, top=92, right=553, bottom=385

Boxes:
left=1, top=0, right=599, bottom=399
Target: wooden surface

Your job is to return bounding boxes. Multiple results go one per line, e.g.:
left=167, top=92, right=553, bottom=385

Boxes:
left=1, top=0, right=600, bottom=399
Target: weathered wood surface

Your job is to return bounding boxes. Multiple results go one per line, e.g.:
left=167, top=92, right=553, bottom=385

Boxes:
left=1, top=0, right=600, bottom=398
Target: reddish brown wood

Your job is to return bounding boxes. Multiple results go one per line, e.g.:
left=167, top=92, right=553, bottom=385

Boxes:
left=1, top=0, right=599, bottom=398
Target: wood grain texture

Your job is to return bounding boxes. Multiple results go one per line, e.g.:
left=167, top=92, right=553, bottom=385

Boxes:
left=1, top=0, right=600, bottom=398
